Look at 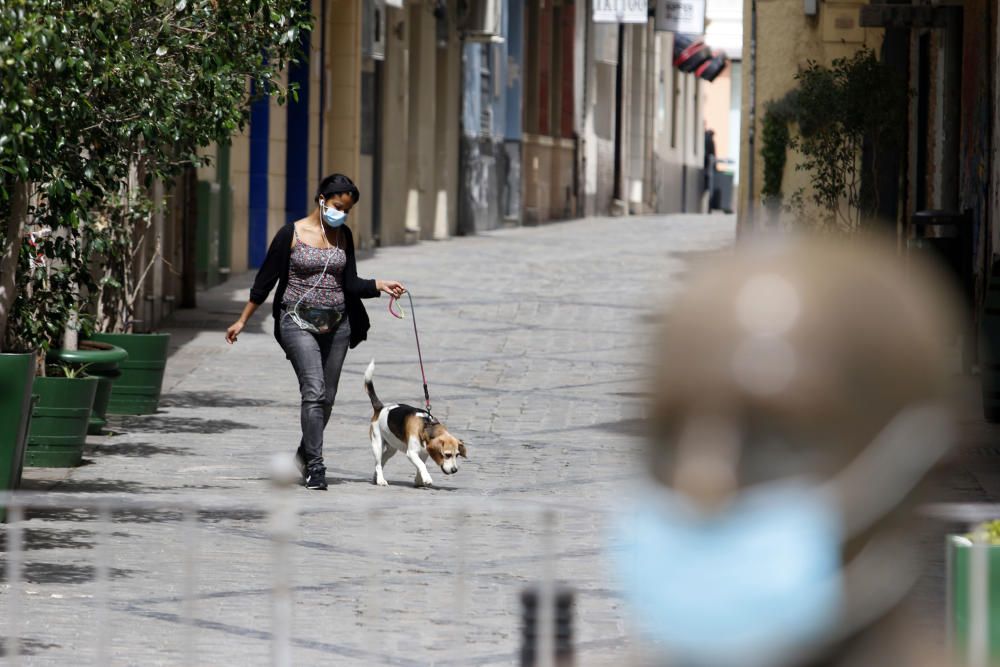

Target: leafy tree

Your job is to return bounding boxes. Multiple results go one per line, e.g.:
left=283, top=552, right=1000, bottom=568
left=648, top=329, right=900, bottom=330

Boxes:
left=0, top=0, right=311, bottom=355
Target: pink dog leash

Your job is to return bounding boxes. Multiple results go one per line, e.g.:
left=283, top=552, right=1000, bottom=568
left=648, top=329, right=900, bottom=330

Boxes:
left=388, top=292, right=432, bottom=414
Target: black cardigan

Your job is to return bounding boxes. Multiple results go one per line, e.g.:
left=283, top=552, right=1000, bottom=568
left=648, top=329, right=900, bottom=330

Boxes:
left=249, top=223, right=381, bottom=349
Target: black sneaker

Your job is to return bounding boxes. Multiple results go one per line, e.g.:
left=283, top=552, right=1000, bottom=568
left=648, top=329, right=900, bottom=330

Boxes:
left=305, top=466, right=328, bottom=491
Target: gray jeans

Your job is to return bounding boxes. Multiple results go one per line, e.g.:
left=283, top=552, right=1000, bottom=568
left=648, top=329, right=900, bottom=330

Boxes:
left=278, top=312, right=351, bottom=470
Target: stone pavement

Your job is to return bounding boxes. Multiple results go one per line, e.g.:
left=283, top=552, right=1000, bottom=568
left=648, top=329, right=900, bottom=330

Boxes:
left=7, top=212, right=1000, bottom=666
left=6, top=214, right=737, bottom=666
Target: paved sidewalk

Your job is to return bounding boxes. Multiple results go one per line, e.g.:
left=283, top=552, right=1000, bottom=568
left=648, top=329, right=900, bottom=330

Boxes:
left=11, top=212, right=999, bottom=665
left=8, top=214, right=737, bottom=666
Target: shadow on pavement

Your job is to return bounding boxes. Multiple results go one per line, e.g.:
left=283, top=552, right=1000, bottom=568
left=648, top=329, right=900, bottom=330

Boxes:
left=160, top=391, right=273, bottom=409
left=196, top=508, right=268, bottom=524
left=47, top=478, right=155, bottom=494
left=84, top=441, right=196, bottom=458
left=0, top=561, right=135, bottom=585
left=0, top=527, right=94, bottom=551
left=587, top=417, right=647, bottom=436
left=114, top=415, right=254, bottom=435
left=0, top=638, right=61, bottom=656
left=24, top=507, right=186, bottom=524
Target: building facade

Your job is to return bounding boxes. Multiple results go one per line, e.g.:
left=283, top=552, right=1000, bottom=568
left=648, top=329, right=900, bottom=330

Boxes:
left=737, top=0, right=998, bottom=355
left=579, top=6, right=723, bottom=218
left=140, top=0, right=726, bottom=330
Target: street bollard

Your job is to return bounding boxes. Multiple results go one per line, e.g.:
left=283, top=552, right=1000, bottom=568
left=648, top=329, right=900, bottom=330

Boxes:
left=538, top=510, right=556, bottom=667
left=520, top=584, right=575, bottom=667
left=365, top=507, right=384, bottom=655
left=6, top=503, right=24, bottom=667
left=181, top=505, right=199, bottom=666
left=94, top=501, right=112, bottom=666
left=268, top=454, right=300, bottom=667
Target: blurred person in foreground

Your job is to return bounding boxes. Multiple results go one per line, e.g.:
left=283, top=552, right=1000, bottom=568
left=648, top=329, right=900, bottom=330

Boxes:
left=610, top=236, right=962, bottom=667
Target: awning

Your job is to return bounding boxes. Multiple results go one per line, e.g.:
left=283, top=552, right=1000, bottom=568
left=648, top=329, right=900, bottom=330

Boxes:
left=673, top=33, right=728, bottom=82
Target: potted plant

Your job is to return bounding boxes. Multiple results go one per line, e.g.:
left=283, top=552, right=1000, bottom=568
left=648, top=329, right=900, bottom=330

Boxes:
left=2, top=222, right=94, bottom=476
left=88, top=330, right=170, bottom=415
left=84, top=202, right=172, bottom=415
left=3, top=0, right=311, bottom=419
left=47, top=340, right=129, bottom=435
left=757, top=49, right=907, bottom=232
left=25, top=360, right=98, bottom=468
left=3, top=219, right=98, bottom=468
left=948, top=520, right=1000, bottom=663
left=0, top=353, right=36, bottom=520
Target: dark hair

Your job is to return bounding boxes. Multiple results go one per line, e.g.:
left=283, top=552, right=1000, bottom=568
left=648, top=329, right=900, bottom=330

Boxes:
left=315, top=173, right=360, bottom=204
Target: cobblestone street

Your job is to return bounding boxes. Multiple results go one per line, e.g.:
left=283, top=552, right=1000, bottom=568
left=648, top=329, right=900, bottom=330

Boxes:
left=8, top=214, right=735, bottom=665
left=10, top=0, right=1000, bottom=662
left=7, top=212, right=1000, bottom=665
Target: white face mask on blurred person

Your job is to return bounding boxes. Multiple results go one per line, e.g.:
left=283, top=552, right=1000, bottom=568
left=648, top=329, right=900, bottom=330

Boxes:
left=609, top=403, right=953, bottom=667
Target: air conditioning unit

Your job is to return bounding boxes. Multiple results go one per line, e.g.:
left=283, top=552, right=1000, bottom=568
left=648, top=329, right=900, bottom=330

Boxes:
left=463, top=0, right=504, bottom=43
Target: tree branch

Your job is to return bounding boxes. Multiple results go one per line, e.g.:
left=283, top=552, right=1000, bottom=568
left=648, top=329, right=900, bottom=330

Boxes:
left=128, top=236, right=162, bottom=307
left=0, top=180, right=29, bottom=352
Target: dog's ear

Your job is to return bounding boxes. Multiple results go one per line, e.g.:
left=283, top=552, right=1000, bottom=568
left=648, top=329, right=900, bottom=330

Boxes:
left=458, top=441, right=467, bottom=459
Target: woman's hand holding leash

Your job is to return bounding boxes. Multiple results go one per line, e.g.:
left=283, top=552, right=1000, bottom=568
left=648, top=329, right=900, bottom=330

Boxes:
left=377, top=279, right=406, bottom=298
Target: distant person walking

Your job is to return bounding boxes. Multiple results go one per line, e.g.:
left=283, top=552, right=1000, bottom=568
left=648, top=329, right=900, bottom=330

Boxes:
left=704, top=128, right=717, bottom=211
left=225, top=173, right=405, bottom=490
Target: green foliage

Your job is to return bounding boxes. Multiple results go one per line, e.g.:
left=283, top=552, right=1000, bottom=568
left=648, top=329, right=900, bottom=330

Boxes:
left=760, top=92, right=798, bottom=201
left=792, top=48, right=907, bottom=231
left=756, top=48, right=907, bottom=231
left=46, top=362, right=92, bottom=379
left=0, top=0, right=312, bottom=351
left=969, top=520, right=1000, bottom=545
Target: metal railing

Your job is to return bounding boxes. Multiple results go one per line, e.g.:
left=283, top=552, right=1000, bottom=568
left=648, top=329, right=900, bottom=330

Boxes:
left=1, top=488, right=615, bottom=666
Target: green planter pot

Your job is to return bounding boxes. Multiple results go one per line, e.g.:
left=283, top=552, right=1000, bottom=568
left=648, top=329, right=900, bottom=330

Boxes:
left=48, top=343, right=129, bottom=435
left=88, top=333, right=170, bottom=415
left=26, top=376, right=98, bottom=468
left=949, top=536, right=1000, bottom=662
left=0, top=353, right=36, bottom=522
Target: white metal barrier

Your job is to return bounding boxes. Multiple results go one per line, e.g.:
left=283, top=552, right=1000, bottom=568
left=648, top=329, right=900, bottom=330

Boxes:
left=0, top=489, right=615, bottom=666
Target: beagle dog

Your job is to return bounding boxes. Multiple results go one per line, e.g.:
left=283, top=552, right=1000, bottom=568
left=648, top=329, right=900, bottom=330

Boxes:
left=365, top=359, right=467, bottom=487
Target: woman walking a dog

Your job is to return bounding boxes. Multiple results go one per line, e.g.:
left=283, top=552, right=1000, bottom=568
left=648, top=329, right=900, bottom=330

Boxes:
left=225, top=174, right=405, bottom=490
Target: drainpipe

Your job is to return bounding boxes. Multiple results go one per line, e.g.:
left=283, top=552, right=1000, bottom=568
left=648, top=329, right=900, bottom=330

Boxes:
left=578, top=0, right=591, bottom=218
left=318, top=0, right=327, bottom=180
left=744, top=0, right=757, bottom=234
left=458, top=31, right=469, bottom=235
left=612, top=23, right=625, bottom=203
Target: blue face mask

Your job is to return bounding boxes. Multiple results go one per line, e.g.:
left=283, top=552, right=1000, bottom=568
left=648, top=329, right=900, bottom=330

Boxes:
left=321, top=200, right=346, bottom=227
left=608, top=404, right=955, bottom=667
left=610, top=481, right=843, bottom=667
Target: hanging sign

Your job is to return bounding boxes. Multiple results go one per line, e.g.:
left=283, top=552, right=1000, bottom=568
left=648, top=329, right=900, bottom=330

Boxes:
left=655, top=0, right=706, bottom=34
left=593, top=0, right=649, bottom=24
